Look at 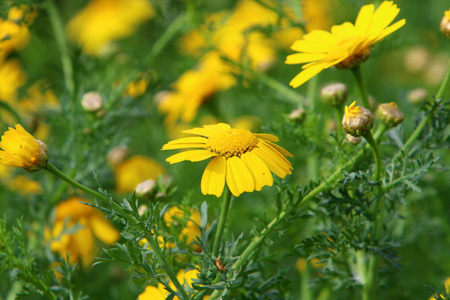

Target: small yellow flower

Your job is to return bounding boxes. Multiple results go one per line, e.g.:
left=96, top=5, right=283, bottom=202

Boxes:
left=286, top=1, right=405, bottom=88
left=162, top=123, right=293, bottom=197
left=164, top=207, right=202, bottom=252
left=138, top=268, right=205, bottom=300
left=302, top=0, right=334, bottom=32
left=0, top=124, right=48, bottom=172
left=114, top=155, right=166, bottom=194
left=0, top=59, right=27, bottom=103
left=0, top=18, right=30, bottom=61
left=66, top=0, right=155, bottom=55
left=9, top=175, right=42, bottom=195
left=8, top=5, right=38, bottom=24
left=45, top=197, right=120, bottom=267
left=123, top=75, right=150, bottom=98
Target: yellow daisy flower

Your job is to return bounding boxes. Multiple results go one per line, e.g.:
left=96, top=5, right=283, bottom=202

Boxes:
left=45, top=197, right=120, bottom=267
left=66, top=0, right=154, bottom=55
left=0, top=124, right=48, bottom=172
left=285, top=1, right=406, bottom=88
left=114, top=155, right=166, bottom=194
left=162, top=123, right=293, bottom=197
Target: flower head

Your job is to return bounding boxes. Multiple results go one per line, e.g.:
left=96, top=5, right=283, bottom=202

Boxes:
left=0, top=124, right=48, bottom=172
left=114, top=155, right=166, bottom=194
left=286, top=1, right=405, bottom=88
left=342, top=101, right=374, bottom=137
left=45, top=197, right=120, bottom=267
left=162, top=123, right=293, bottom=197
left=320, top=82, right=348, bottom=107
left=66, top=0, right=154, bottom=55
left=440, top=9, right=450, bottom=39
left=138, top=268, right=202, bottom=300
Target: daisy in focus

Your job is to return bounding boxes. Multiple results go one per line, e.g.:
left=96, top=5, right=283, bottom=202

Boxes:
left=0, top=124, right=48, bottom=172
left=162, top=123, right=293, bottom=197
left=286, top=1, right=406, bottom=88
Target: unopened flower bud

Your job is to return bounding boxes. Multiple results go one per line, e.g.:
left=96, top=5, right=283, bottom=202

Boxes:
left=138, top=205, right=149, bottom=216
left=407, top=88, right=427, bottom=104
left=341, top=101, right=373, bottom=137
left=81, top=92, right=103, bottom=112
left=135, top=179, right=157, bottom=199
left=107, top=146, right=128, bottom=168
left=289, top=108, right=306, bottom=123
left=440, top=9, right=450, bottom=39
left=376, top=102, right=404, bottom=127
left=321, top=83, right=347, bottom=107
left=346, top=134, right=361, bottom=145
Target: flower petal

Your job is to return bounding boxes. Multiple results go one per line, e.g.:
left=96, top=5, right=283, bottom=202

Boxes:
left=162, top=137, right=207, bottom=150
left=254, top=133, right=279, bottom=142
left=166, top=150, right=217, bottom=164
left=201, top=156, right=226, bottom=197
left=241, top=152, right=273, bottom=191
left=226, top=156, right=254, bottom=197
left=90, top=214, right=120, bottom=245
left=289, top=63, right=327, bottom=88
left=253, top=142, right=292, bottom=178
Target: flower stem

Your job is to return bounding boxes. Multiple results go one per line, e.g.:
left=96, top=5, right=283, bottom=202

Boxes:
left=212, top=188, right=233, bottom=258
left=363, top=132, right=382, bottom=181
left=436, top=59, right=450, bottom=100
left=351, top=66, right=370, bottom=110
left=43, top=162, right=189, bottom=300
left=45, top=0, right=74, bottom=96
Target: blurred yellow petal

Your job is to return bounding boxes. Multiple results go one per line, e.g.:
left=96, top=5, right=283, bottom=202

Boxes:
left=90, top=214, right=120, bottom=245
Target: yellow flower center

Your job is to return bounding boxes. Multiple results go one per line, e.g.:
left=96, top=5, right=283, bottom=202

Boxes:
left=205, top=128, right=259, bottom=158
left=345, top=101, right=362, bottom=118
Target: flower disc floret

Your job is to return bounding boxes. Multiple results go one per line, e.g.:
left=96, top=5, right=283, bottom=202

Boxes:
left=205, top=128, right=259, bottom=158
left=162, top=123, right=293, bottom=197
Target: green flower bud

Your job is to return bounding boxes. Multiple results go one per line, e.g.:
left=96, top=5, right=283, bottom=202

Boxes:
left=346, top=134, right=362, bottom=145
left=376, top=102, right=404, bottom=127
left=341, top=101, right=373, bottom=137
left=81, top=92, right=103, bottom=112
left=135, top=179, right=157, bottom=199
left=289, top=108, right=306, bottom=123
left=320, top=83, right=348, bottom=107
left=407, top=88, right=427, bottom=104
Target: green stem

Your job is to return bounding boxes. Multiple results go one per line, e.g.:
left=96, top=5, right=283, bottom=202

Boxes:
left=45, top=0, right=74, bottom=95
left=44, top=163, right=189, bottom=300
left=351, top=66, right=370, bottom=110
left=436, top=59, right=450, bottom=100
left=373, top=123, right=387, bottom=143
left=334, top=106, right=343, bottom=141
left=149, top=13, right=187, bottom=60
left=363, top=132, right=382, bottom=181
left=306, top=76, right=319, bottom=180
left=212, top=188, right=233, bottom=258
